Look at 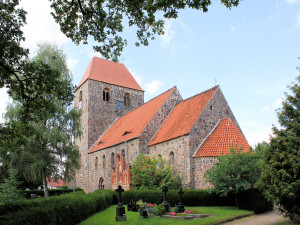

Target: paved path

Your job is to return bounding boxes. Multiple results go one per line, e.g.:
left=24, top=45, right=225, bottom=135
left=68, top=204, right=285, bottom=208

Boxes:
left=223, top=210, right=287, bottom=225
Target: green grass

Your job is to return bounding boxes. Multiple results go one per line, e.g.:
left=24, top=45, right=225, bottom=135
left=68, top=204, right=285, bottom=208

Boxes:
left=79, top=205, right=253, bottom=225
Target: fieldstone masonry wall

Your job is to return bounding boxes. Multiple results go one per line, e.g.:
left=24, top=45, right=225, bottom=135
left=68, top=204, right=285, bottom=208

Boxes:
left=140, top=88, right=183, bottom=153
left=192, top=157, right=218, bottom=189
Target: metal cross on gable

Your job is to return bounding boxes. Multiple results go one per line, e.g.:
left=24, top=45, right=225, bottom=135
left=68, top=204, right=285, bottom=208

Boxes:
left=116, top=185, right=124, bottom=203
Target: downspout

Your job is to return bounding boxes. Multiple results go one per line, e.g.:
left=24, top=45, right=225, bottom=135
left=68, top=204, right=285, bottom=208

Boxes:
left=125, top=140, right=129, bottom=164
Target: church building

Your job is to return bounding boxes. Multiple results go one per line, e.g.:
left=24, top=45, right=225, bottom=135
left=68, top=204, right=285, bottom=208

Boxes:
left=72, top=57, right=250, bottom=193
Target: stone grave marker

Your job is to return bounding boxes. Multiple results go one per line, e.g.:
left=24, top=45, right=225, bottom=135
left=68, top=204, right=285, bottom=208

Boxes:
left=115, top=185, right=126, bottom=221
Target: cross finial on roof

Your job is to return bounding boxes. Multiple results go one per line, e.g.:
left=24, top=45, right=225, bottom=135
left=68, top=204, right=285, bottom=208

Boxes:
left=214, top=79, right=217, bottom=86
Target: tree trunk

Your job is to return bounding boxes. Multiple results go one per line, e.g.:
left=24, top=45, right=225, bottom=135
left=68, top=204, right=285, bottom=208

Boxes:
left=42, top=169, right=49, bottom=198
left=235, top=193, right=239, bottom=208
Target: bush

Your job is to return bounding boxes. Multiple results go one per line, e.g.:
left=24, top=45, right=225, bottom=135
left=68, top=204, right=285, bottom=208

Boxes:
left=238, top=188, right=273, bottom=214
left=1, top=190, right=116, bottom=225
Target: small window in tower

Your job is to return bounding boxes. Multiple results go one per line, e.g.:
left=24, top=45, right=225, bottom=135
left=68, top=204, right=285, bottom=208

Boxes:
left=103, top=88, right=110, bottom=102
left=79, top=91, right=83, bottom=109
left=169, top=151, right=175, bottom=164
left=95, top=157, right=98, bottom=170
left=103, top=155, right=106, bottom=169
left=124, top=93, right=130, bottom=106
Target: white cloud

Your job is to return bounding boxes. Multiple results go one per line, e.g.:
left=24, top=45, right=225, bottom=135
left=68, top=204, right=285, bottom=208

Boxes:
left=130, top=70, right=143, bottom=85
left=88, top=51, right=103, bottom=59
left=161, top=21, right=175, bottom=47
left=0, top=88, right=12, bottom=123
left=19, top=0, right=69, bottom=55
left=261, top=105, right=270, bottom=114
left=145, top=80, right=163, bottom=94
left=285, top=0, right=300, bottom=4
left=67, top=58, right=78, bottom=73
left=230, top=25, right=237, bottom=34
left=274, top=97, right=283, bottom=108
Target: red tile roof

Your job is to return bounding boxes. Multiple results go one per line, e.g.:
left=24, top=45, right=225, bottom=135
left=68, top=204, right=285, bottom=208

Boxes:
left=78, top=57, right=143, bottom=91
left=193, top=117, right=250, bottom=157
left=46, top=177, right=66, bottom=187
left=89, top=87, right=176, bottom=153
left=149, top=86, right=217, bottom=146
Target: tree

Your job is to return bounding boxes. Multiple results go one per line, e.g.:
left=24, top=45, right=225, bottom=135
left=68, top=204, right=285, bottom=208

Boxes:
left=131, top=152, right=181, bottom=189
left=258, top=75, right=300, bottom=221
left=0, top=164, right=25, bottom=205
left=50, top=0, right=241, bottom=61
left=204, top=146, right=260, bottom=207
left=0, top=43, right=81, bottom=198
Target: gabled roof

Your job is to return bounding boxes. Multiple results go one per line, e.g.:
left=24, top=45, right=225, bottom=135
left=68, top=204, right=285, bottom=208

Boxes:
left=46, top=177, right=66, bottom=187
left=89, top=87, right=176, bottom=153
left=193, top=117, right=250, bottom=157
left=77, top=57, right=143, bottom=91
left=149, top=86, right=218, bottom=146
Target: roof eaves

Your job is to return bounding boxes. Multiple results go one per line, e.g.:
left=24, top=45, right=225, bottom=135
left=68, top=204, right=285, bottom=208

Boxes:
left=193, top=118, right=221, bottom=158
left=149, top=134, right=189, bottom=147
left=89, top=136, right=139, bottom=153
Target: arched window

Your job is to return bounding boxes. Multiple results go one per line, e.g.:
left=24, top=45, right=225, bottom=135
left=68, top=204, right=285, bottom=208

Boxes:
left=121, top=149, right=126, bottom=164
left=79, top=91, right=82, bottom=109
left=124, top=93, right=130, bottom=106
left=103, top=155, right=106, bottom=169
left=158, top=154, right=162, bottom=159
left=103, top=88, right=110, bottom=102
left=169, top=151, right=175, bottom=164
left=95, top=157, right=98, bottom=170
left=111, top=152, right=115, bottom=167
left=99, top=178, right=104, bottom=189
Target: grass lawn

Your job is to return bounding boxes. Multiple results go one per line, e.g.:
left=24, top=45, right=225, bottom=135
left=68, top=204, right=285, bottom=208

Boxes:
left=79, top=205, right=253, bottom=225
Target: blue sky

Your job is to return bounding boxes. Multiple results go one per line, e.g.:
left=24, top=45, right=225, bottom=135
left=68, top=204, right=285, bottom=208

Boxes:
left=0, top=0, right=299, bottom=147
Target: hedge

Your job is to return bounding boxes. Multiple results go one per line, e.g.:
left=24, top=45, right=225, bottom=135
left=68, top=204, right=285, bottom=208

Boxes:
left=1, top=190, right=117, bottom=225
left=23, top=189, right=75, bottom=198
left=1, top=188, right=272, bottom=224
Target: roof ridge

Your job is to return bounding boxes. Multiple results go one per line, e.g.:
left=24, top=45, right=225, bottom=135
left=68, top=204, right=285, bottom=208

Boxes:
left=180, top=85, right=219, bottom=103
left=144, top=86, right=177, bottom=104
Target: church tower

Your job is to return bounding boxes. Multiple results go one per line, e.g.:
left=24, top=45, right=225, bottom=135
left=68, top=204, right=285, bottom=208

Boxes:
left=73, top=57, right=144, bottom=190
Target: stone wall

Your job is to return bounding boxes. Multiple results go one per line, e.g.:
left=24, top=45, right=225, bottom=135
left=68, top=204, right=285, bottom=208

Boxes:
left=140, top=88, right=183, bottom=153
left=192, top=157, right=218, bottom=189
left=85, top=138, right=140, bottom=193
left=148, top=135, right=191, bottom=188
left=87, top=80, right=144, bottom=149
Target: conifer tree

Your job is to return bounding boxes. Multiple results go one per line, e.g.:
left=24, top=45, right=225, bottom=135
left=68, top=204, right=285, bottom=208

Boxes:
left=258, top=75, right=300, bottom=221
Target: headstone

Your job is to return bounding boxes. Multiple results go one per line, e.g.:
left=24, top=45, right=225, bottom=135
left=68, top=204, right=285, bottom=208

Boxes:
left=162, top=186, right=170, bottom=212
left=140, top=204, right=150, bottom=218
left=115, top=185, right=126, bottom=221
left=31, top=194, right=37, bottom=199
left=178, top=188, right=185, bottom=213
left=127, top=199, right=139, bottom=212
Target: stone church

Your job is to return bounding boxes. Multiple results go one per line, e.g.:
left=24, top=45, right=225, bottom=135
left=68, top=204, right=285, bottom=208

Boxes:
left=73, top=57, right=250, bottom=193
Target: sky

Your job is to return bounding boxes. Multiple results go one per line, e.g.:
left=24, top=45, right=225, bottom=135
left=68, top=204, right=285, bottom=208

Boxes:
left=0, top=0, right=299, bottom=147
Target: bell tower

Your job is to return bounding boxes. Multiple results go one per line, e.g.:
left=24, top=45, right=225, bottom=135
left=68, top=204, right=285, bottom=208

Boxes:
left=73, top=57, right=144, bottom=190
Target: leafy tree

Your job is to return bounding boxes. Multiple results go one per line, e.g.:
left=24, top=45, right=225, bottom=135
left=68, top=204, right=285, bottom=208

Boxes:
left=0, top=164, right=25, bottom=205
left=258, top=75, right=300, bottom=221
left=50, top=0, right=241, bottom=61
left=0, top=43, right=81, bottom=198
left=204, top=146, right=260, bottom=207
left=131, top=152, right=180, bottom=189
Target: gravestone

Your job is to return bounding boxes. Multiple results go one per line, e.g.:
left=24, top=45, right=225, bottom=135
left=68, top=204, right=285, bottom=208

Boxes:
left=162, top=186, right=170, bottom=212
left=115, top=185, right=126, bottom=221
left=127, top=199, right=139, bottom=212
left=178, top=188, right=185, bottom=213
left=140, top=204, right=150, bottom=218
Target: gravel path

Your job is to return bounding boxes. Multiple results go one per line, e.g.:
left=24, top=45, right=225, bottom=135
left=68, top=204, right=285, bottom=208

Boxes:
left=223, top=210, right=286, bottom=225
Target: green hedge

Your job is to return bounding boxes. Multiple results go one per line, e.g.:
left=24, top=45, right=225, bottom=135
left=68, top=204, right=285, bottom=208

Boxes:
left=1, top=190, right=117, bottom=225
left=23, top=189, right=75, bottom=198
left=238, top=188, right=273, bottom=214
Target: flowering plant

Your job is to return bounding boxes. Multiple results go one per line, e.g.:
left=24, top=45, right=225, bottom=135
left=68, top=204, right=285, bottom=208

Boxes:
left=184, top=210, right=193, bottom=214
left=168, top=212, right=177, bottom=216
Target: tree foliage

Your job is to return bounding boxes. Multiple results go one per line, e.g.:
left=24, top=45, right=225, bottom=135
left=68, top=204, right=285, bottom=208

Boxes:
left=0, top=164, right=25, bottom=205
left=50, top=0, right=241, bottom=61
left=0, top=43, right=81, bottom=198
left=204, top=146, right=260, bottom=207
left=131, top=152, right=180, bottom=190
left=258, top=75, right=300, bottom=221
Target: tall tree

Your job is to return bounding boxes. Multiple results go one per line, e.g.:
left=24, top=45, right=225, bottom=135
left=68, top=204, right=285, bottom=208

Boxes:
left=0, top=43, right=81, bottom=198
left=50, top=0, right=241, bottom=61
left=204, top=146, right=260, bottom=207
left=258, top=75, right=300, bottom=221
